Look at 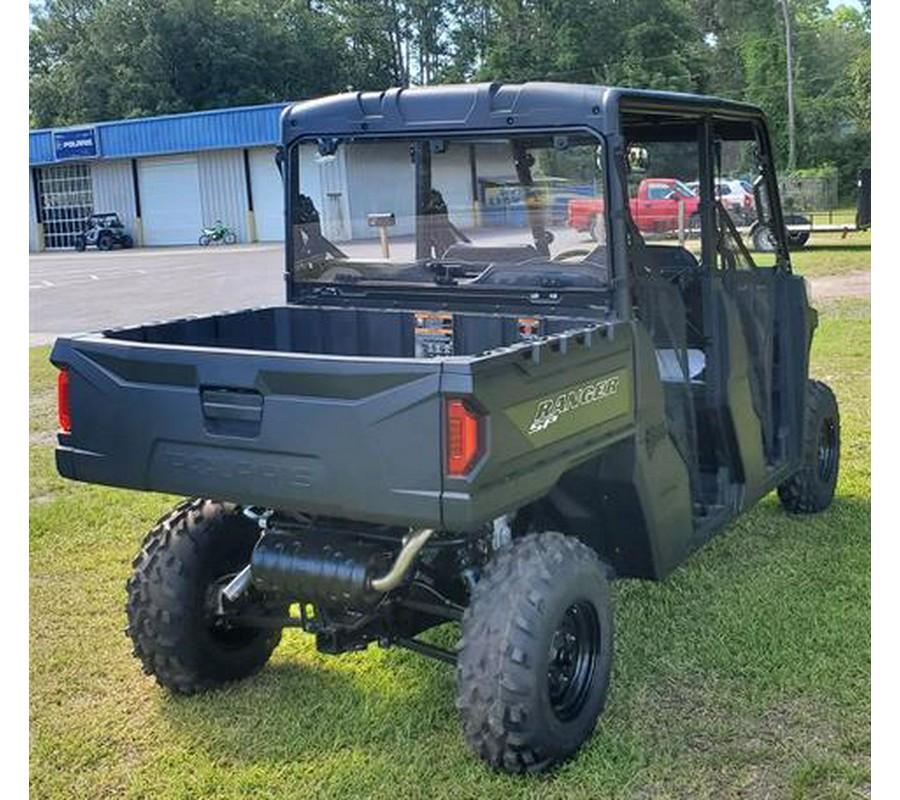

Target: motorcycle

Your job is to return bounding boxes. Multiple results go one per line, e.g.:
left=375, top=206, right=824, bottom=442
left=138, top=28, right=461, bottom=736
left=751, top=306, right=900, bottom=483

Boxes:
left=199, top=221, right=237, bottom=246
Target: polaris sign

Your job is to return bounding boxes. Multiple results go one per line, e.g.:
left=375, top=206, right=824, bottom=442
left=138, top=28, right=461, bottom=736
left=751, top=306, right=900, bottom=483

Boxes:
left=53, top=128, right=98, bottom=160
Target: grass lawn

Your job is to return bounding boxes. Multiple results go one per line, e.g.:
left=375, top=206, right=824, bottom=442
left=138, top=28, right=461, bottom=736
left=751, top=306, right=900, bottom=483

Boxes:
left=30, top=247, right=870, bottom=799
left=790, top=229, right=871, bottom=278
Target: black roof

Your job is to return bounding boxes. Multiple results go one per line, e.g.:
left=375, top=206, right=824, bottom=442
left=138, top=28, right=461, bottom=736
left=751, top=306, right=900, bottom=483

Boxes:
left=282, top=82, right=765, bottom=144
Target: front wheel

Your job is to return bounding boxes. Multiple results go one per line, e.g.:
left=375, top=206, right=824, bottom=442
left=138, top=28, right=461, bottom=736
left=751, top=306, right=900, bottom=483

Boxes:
left=456, top=532, right=613, bottom=774
left=126, top=499, right=286, bottom=694
left=199, top=234, right=211, bottom=246
left=778, top=380, right=840, bottom=513
left=224, top=231, right=237, bottom=245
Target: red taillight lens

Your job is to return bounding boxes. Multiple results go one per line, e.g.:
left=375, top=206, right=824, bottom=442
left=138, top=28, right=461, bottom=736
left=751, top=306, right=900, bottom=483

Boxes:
left=57, top=368, right=71, bottom=433
left=446, top=398, right=482, bottom=477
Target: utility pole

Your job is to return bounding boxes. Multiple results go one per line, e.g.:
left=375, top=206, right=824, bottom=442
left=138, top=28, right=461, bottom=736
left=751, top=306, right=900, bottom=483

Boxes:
left=779, top=0, right=797, bottom=172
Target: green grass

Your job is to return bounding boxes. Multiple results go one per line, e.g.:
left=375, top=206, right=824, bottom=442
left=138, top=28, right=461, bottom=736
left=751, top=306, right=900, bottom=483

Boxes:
left=30, top=250, right=870, bottom=798
left=783, top=205, right=870, bottom=279
left=790, top=229, right=871, bottom=279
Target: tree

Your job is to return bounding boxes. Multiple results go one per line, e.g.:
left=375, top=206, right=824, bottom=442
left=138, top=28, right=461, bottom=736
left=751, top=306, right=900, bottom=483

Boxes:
left=29, top=0, right=870, bottom=203
left=29, top=0, right=355, bottom=126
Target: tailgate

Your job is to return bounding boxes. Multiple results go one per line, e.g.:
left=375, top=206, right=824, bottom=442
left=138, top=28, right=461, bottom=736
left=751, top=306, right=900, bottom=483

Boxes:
left=51, top=337, right=444, bottom=527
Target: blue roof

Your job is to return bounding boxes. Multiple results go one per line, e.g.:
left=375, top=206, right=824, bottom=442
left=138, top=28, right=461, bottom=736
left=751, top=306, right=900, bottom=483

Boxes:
left=29, top=102, right=289, bottom=166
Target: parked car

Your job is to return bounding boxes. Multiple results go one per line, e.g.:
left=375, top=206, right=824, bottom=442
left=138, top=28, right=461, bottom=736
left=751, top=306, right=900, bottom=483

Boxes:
left=568, top=177, right=700, bottom=239
left=74, top=212, right=134, bottom=251
left=685, top=180, right=755, bottom=225
left=717, top=179, right=755, bottom=224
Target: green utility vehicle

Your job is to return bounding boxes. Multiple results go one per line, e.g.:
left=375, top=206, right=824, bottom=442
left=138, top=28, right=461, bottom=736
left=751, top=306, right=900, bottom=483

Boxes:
left=52, top=83, right=840, bottom=774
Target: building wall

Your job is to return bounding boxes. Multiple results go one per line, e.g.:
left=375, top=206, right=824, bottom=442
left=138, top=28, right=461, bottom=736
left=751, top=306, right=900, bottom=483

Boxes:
left=198, top=149, right=250, bottom=243
left=28, top=123, right=524, bottom=252
left=340, top=140, right=515, bottom=240
left=92, top=159, right=137, bottom=235
left=431, top=145, right=475, bottom=229
left=296, top=143, right=351, bottom=242
left=344, top=141, right=415, bottom=239
left=29, top=171, right=37, bottom=252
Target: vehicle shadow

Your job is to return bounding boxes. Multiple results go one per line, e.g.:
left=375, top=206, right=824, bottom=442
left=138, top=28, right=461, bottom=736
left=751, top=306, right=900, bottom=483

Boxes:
left=157, top=631, right=461, bottom=765
left=154, top=494, right=869, bottom=777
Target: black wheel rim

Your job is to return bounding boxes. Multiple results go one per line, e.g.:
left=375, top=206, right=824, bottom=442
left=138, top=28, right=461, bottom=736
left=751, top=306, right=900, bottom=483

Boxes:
left=817, top=417, right=838, bottom=482
left=547, top=600, right=600, bottom=721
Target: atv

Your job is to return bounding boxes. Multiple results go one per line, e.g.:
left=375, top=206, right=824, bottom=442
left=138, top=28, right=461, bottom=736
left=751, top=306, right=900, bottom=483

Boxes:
left=74, top=212, right=133, bottom=251
left=51, top=83, right=840, bottom=774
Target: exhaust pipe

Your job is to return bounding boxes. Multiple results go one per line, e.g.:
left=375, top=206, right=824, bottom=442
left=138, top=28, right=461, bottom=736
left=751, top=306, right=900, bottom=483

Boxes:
left=369, top=528, right=435, bottom=593
left=221, top=564, right=253, bottom=604
left=223, top=527, right=436, bottom=607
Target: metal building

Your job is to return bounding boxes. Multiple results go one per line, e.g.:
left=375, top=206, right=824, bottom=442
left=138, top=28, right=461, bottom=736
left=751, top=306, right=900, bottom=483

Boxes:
left=28, top=103, right=288, bottom=251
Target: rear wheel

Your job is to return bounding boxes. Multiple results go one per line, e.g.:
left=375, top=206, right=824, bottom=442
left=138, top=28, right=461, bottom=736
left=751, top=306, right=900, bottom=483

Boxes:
left=224, top=231, right=237, bottom=245
left=752, top=223, right=777, bottom=252
left=778, top=380, right=840, bottom=513
left=126, top=499, right=286, bottom=694
left=121, top=234, right=134, bottom=249
left=456, top=532, right=613, bottom=774
left=97, top=231, right=113, bottom=251
left=787, top=230, right=811, bottom=249
left=74, top=235, right=86, bottom=252
left=199, top=234, right=211, bottom=246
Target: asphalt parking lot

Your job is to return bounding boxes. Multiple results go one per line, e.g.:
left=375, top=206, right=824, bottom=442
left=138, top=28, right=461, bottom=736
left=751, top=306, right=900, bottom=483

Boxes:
left=28, top=227, right=594, bottom=346
left=29, top=244, right=285, bottom=346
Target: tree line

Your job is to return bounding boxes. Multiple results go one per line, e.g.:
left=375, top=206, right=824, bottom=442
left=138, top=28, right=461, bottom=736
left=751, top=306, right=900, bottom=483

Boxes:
left=29, top=0, right=870, bottom=197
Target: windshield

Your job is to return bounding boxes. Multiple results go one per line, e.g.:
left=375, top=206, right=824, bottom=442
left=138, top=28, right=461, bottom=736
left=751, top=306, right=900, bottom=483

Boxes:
left=674, top=180, right=695, bottom=197
left=286, top=132, right=609, bottom=291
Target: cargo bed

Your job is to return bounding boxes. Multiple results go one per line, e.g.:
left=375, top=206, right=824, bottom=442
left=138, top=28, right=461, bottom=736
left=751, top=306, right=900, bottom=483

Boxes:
left=52, top=304, right=636, bottom=530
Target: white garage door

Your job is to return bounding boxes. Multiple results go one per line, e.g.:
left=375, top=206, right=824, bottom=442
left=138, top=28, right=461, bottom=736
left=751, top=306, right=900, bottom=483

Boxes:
left=249, top=148, right=284, bottom=241
left=138, top=156, right=202, bottom=245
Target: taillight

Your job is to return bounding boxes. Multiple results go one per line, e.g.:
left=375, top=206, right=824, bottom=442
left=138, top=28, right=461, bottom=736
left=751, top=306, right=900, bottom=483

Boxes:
left=57, top=368, right=71, bottom=433
left=445, top=398, right=483, bottom=477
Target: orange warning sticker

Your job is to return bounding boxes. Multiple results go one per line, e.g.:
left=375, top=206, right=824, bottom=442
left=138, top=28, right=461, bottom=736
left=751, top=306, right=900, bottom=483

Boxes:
left=414, top=312, right=454, bottom=357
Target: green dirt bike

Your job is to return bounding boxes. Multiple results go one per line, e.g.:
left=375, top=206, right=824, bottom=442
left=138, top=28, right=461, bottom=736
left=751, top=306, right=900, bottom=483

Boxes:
left=199, top=221, right=238, bottom=246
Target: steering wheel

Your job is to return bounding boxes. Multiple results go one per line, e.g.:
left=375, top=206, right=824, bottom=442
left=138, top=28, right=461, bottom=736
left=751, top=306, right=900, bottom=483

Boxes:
left=551, top=249, right=592, bottom=261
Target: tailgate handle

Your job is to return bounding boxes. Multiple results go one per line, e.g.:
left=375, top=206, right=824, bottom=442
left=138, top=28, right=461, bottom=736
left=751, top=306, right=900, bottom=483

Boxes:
left=201, top=389, right=263, bottom=423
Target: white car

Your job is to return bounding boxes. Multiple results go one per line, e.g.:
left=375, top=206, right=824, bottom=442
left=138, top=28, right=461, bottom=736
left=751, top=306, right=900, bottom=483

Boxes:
left=686, top=179, right=755, bottom=223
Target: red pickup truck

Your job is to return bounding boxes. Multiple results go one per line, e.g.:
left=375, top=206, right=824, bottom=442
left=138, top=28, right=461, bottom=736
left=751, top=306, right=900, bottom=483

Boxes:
left=568, top=178, right=700, bottom=239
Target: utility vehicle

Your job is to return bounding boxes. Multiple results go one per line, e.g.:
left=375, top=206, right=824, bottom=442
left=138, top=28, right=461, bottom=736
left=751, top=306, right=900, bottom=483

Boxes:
left=73, top=211, right=133, bottom=251
left=51, top=83, right=840, bottom=774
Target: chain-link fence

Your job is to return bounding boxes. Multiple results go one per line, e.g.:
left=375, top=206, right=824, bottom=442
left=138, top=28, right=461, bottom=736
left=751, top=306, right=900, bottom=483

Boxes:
left=778, top=174, right=839, bottom=214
